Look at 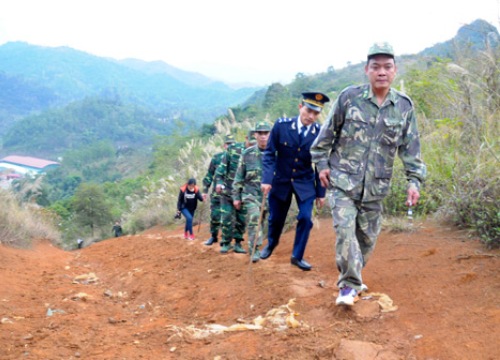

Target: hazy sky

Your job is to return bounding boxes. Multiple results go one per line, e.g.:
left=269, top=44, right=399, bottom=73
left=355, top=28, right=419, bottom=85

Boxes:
left=0, top=0, right=499, bottom=85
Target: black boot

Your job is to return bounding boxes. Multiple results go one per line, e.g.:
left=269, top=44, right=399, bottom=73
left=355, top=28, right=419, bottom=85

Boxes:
left=204, top=234, right=218, bottom=246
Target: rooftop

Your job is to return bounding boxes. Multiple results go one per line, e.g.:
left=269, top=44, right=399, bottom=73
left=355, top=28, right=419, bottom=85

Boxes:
left=1, top=155, right=60, bottom=169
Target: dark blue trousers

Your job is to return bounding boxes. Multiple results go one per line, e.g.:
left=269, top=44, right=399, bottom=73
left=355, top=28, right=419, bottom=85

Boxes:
left=181, top=208, right=195, bottom=235
left=267, top=189, right=314, bottom=260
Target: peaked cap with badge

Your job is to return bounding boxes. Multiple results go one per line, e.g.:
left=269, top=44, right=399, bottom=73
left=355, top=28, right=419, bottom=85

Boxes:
left=301, top=91, right=330, bottom=112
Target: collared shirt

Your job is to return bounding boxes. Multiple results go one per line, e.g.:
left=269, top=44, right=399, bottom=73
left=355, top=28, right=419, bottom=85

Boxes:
left=297, top=117, right=309, bottom=137
left=310, top=84, right=426, bottom=201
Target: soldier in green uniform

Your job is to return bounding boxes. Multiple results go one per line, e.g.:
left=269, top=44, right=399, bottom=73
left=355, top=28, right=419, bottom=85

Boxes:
left=202, top=135, right=235, bottom=246
left=215, top=138, right=247, bottom=254
left=311, top=42, right=427, bottom=306
left=245, top=129, right=256, bottom=148
left=232, top=121, right=272, bottom=262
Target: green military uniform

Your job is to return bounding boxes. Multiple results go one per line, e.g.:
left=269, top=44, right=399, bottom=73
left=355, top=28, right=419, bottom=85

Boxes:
left=202, top=151, right=225, bottom=245
left=232, top=122, right=272, bottom=262
left=215, top=141, right=247, bottom=253
left=311, top=71, right=426, bottom=291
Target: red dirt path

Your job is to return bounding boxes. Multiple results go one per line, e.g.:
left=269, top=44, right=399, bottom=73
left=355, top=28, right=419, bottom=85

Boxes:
left=1, top=218, right=498, bottom=359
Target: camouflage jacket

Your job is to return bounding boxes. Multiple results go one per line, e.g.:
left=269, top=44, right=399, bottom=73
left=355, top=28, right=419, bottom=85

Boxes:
left=232, top=145, right=264, bottom=202
left=310, top=84, right=427, bottom=201
left=215, top=142, right=245, bottom=194
left=202, top=151, right=224, bottom=194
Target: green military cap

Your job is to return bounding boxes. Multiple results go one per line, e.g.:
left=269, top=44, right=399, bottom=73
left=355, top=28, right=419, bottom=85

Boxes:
left=367, top=42, right=394, bottom=59
left=224, top=134, right=235, bottom=144
left=302, top=92, right=330, bottom=112
left=254, top=121, right=272, bottom=132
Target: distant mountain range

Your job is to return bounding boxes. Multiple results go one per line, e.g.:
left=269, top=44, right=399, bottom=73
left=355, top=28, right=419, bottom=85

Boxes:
left=0, top=18, right=497, bottom=158
left=0, top=42, right=260, bottom=134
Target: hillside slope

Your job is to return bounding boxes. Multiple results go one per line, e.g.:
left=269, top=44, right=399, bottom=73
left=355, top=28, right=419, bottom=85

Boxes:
left=0, top=218, right=498, bottom=359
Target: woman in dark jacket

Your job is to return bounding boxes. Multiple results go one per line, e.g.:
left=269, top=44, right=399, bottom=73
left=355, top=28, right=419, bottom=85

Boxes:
left=176, top=178, right=204, bottom=240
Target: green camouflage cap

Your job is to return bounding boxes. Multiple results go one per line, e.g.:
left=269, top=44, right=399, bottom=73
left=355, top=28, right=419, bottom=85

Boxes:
left=224, top=134, right=235, bottom=144
left=254, top=121, right=272, bottom=132
left=367, top=42, right=394, bottom=59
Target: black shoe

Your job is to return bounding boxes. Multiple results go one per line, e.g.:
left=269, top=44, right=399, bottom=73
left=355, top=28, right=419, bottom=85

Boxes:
left=291, top=257, right=312, bottom=271
left=260, top=245, right=274, bottom=260
left=204, top=237, right=217, bottom=246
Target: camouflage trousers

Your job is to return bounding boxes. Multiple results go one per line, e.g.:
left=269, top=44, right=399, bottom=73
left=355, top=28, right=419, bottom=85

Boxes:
left=209, top=194, right=222, bottom=236
left=243, top=194, right=268, bottom=253
left=220, top=193, right=246, bottom=244
left=329, top=188, right=382, bottom=291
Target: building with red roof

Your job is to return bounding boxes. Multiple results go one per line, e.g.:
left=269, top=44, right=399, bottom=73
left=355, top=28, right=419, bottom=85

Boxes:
left=0, top=155, right=60, bottom=175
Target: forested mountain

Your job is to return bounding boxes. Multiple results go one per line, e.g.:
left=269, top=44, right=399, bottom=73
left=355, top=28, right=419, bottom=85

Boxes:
left=0, top=41, right=260, bottom=135
left=421, top=19, right=500, bottom=57
left=1, top=19, right=497, bottom=159
left=2, top=97, right=175, bottom=155
left=234, top=19, right=499, bottom=122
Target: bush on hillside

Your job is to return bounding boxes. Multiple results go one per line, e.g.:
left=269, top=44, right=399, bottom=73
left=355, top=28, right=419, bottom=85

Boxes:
left=0, top=190, right=60, bottom=248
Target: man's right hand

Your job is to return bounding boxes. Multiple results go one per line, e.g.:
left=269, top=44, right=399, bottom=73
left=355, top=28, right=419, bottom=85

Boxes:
left=318, top=169, right=330, bottom=188
left=215, top=185, right=223, bottom=194
left=261, top=184, right=272, bottom=195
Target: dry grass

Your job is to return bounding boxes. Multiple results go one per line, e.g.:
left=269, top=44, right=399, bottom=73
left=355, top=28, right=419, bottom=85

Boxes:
left=0, top=190, right=60, bottom=248
left=382, top=216, right=422, bottom=233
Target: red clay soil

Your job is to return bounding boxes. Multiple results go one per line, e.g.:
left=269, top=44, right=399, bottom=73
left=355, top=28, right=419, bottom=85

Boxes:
left=0, top=218, right=498, bottom=360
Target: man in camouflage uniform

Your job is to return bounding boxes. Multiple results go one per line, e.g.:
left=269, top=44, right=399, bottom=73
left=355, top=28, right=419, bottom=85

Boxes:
left=202, top=135, right=235, bottom=246
left=232, top=121, right=272, bottom=262
left=215, top=138, right=247, bottom=254
left=245, top=129, right=256, bottom=148
left=311, top=42, right=427, bottom=306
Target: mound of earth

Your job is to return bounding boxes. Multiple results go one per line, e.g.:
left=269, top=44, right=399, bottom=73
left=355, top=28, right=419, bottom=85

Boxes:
left=0, top=218, right=498, bottom=359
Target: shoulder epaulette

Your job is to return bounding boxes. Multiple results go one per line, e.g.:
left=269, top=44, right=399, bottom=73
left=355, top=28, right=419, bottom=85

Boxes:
left=392, top=88, right=414, bottom=106
left=277, top=117, right=293, bottom=124
left=243, top=144, right=257, bottom=155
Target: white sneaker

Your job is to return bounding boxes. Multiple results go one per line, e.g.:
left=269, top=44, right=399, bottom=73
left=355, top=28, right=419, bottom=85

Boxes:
left=359, top=283, right=369, bottom=294
left=336, top=286, right=359, bottom=306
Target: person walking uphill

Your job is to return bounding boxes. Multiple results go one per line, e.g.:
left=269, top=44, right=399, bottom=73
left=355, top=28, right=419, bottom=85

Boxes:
left=232, top=121, right=272, bottom=263
left=310, top=42, right=427, bottom=306
left=112, top=221, right=123, bottom=237
left=176, top=178, right=204, bottom=240
left=215, top=139, right=247, bottom=254
left=202, top=135, right=236, bottom=246
left=260, top=92, right=330, bottom=271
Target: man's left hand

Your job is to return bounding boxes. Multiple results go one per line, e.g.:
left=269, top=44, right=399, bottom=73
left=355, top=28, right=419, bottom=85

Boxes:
left=316, top=197, right=325, bottom=209
left=406, top=184, right=420, bottom=206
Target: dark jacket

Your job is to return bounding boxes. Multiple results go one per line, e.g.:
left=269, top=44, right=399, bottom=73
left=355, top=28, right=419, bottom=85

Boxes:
left=262, top=117, right=326, bottom=202
left=177, top=184, right=203, bottom=213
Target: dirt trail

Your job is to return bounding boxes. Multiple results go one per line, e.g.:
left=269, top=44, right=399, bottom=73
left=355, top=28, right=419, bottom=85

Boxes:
left=0, top=219, right=498, bottom=359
